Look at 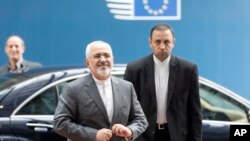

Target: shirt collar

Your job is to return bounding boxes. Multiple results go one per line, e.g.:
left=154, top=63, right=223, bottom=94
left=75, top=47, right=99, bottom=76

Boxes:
left=16, top=58, right=24, bottom=69
left=8, top=58, right=24, bottom=72
left=92, top=76, right=111, bottom=86
left=153, top=54, right=171, bottom=66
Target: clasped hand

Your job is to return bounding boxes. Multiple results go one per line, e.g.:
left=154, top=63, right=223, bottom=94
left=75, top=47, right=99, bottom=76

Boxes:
left=96, top=124, right=132, bottom=141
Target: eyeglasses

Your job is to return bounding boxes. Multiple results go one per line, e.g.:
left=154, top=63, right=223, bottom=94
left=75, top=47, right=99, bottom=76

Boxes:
left=92, top=53, right=112, bottom=60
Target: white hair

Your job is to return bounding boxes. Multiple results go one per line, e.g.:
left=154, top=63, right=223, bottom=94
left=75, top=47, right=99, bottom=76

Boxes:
left=85, top=40, right=113, bottom=58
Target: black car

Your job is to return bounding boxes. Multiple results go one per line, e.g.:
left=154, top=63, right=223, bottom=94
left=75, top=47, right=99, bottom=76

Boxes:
left=0, top=65, right=249, bottom=141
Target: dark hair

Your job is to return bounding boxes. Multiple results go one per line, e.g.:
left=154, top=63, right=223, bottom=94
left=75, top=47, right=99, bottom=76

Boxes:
left=150, top=24, right=175, bottom=38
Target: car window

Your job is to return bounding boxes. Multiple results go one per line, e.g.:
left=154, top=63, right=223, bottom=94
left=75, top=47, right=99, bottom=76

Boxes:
left=200, top=84, right=248, bottom=123
left=14, top=77, right=80, bottom=116
left=57, top=82, right=69, bottom=95
left=16, top=86, right=58, bottom=115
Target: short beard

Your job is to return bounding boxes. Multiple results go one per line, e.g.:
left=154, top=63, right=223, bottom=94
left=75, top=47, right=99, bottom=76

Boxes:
left=96, top=67, right=111, bottom=78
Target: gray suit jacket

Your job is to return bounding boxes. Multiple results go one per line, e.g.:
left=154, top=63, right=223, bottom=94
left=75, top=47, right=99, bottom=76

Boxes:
left=53, top=74, right=148, bottom=141
left=0, top=59, right=42, bottom=76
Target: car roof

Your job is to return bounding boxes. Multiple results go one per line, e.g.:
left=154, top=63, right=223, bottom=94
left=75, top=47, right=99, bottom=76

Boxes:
left=0, top=64, right=126, bottom=90
left=0, top=64, right=249, bottom=107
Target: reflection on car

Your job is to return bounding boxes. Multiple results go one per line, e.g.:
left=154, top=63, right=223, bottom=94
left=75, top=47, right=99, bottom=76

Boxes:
left=0, top=65, right=249, bottom=141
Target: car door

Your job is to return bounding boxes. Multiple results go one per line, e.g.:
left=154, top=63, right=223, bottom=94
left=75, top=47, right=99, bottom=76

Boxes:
left=200, top=83, right=249, bottom=141
left=10, top=86, right=66, bottom=141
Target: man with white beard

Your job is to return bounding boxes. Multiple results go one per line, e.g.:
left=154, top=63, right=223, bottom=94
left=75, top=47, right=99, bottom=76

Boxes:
left=53, top=40, right=148, bottom=141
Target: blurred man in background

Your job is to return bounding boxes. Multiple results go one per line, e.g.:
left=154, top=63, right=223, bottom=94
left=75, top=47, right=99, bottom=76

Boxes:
left=0, top=35, right=42, bottom=75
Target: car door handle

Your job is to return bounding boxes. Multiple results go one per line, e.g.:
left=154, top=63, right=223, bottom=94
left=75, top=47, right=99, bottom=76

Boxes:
left=26, top=123, right=53, bottom=132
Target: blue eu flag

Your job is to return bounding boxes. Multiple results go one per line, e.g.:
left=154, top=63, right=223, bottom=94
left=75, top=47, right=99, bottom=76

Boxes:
left=106, top=0, right=181, bottom=20
left=135, top=0, right=177, bottom=16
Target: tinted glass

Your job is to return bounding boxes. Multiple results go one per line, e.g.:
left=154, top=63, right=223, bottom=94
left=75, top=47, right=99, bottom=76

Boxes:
left=16, top=87, right=58, bottom=115
left=200, top=84, right=248, bottom=122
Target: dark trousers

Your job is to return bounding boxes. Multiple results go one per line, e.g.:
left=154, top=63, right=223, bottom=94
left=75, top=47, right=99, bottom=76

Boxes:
left=155, top=124, right=171, bottom=141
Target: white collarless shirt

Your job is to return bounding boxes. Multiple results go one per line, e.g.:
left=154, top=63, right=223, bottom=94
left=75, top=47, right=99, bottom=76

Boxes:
left=93, top=76, right=113, bottom=122
left=153, top=55, right=170, bottom=124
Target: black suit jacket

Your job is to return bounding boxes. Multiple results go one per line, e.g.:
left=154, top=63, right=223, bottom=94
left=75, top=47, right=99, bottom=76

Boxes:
left=124, top=54, right=202, bottom=141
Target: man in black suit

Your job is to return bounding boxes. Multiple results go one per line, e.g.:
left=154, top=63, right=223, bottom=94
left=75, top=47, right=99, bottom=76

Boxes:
left=0, top=35, right=42, bottom=75
left=124, top=24, right=202, bottom=141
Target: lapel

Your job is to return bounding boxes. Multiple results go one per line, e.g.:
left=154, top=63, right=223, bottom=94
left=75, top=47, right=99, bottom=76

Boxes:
left=167, top=55, right=178, bottom=108
left=21, top=59, right=29, bottom=71
left=144, top=54, right=157, bottom=106
left=110, top=76, right=124, bottom=124
left=1, top=64, right=9, bottom=73
left=84, top=74, right=110, bottom=123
